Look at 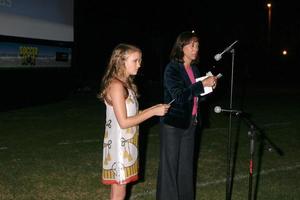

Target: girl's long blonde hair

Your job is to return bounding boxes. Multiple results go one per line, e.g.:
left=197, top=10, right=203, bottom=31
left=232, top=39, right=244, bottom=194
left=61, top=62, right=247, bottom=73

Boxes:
left=98, top=43, right=141, bottom=100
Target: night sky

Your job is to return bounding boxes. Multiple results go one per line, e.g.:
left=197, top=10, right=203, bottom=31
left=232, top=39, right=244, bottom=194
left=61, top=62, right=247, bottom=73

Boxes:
left=74, top=0, right=300, bottom=86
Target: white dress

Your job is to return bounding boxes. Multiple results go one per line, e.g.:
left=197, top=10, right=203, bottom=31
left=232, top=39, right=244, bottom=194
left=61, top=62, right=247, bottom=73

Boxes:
left=102, top=89, right=139, bottom=185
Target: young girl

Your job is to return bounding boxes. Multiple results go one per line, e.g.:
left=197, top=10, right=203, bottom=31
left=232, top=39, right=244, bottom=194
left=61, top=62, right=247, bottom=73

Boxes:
left=98, top=43, right=170, bottom=200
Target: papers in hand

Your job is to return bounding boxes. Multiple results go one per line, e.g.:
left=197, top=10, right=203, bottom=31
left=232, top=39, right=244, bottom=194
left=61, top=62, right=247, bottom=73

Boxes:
left=195, top=71, right=213, bottom=96
left=168, top=98, right=176, bottom=105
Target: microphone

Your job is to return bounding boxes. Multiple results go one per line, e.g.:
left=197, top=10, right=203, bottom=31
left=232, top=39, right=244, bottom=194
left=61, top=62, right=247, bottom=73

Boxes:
left=214, top=106, right=242, bottom=115
left=214, top=40, right=239, bottom=61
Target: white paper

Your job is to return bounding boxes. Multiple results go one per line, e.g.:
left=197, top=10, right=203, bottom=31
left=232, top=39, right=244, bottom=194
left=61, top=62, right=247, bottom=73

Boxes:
left=196, top=71, right=213, bottom=96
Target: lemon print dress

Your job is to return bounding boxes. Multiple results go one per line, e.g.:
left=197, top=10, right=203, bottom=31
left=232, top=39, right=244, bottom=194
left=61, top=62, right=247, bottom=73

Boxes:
left=102, top=88, right=139, bottom=185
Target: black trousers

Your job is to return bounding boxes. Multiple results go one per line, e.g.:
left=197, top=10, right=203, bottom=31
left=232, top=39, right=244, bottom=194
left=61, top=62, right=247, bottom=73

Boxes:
left=156, top=121, right=196, bottom=200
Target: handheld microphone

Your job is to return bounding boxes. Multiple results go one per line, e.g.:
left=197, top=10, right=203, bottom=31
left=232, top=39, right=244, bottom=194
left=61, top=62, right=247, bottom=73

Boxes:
left=214, top=106, right=242, bottom=115
left=214, top=40, right=238, bottom=61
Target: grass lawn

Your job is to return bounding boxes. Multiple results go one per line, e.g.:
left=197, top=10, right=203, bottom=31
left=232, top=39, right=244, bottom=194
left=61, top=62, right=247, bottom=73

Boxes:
left=0, top=84, right=300, bottom=199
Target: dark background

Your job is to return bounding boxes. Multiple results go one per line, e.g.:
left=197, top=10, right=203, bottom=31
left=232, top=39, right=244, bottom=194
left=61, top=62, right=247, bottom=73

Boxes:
left=74, top=0, right=299, bottom=83
left=1, top=0, right=299, bottom=110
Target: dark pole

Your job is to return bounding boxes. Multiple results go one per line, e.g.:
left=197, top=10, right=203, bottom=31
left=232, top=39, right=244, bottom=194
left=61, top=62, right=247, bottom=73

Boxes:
left=226, top=49, right=236, bottom=200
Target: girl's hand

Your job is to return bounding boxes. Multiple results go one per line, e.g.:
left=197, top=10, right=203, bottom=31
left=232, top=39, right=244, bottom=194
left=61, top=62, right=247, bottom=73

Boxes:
left=154, top=104, right=170, bottom=116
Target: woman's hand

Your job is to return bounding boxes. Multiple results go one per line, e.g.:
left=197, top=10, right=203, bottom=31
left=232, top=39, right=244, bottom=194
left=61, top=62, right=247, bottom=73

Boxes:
left=202, top=76, right=217, bottom=89
left=212, top=77, right=217, bottom=89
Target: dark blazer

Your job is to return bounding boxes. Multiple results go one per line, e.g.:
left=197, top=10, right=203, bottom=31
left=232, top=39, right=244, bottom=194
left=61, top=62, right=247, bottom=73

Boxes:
left=161, top=61, right=206, bottom=129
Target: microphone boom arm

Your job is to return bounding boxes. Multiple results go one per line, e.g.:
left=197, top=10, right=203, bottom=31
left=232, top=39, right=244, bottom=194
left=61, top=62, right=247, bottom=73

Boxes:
left=214, top=40, right=239, bottom=61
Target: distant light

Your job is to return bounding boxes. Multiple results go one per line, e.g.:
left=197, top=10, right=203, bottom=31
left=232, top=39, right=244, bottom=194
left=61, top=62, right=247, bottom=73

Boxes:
left=191, top=30, right=195, bottom=33
left=282, top=50, right=287, bottom=56
left=267, top=3, right=271, bottom=8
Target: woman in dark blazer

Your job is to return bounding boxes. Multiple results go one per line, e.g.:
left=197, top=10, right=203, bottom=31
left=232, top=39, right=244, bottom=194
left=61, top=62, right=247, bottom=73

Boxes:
left=156, top=31, right=217, bottom=200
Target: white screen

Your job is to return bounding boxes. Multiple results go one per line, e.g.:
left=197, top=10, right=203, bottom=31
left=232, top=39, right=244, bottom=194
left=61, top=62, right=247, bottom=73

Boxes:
left=0, top=0, right=73, bottom=42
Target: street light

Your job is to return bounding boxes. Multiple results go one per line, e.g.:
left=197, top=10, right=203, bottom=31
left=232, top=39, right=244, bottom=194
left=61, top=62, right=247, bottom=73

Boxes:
left=282, top=50, right=287, bottom=56
left=266, top=2, right=272, bottom=72
left=267, top=3, right=272, bottom=45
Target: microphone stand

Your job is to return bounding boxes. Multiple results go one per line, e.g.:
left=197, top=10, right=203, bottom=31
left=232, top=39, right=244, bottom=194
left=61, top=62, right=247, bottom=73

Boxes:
left=246, top=120, right=256, bottom=200
left=226, top=48, right=236, bottom=200
left=235, top=112, right=283, bottom=200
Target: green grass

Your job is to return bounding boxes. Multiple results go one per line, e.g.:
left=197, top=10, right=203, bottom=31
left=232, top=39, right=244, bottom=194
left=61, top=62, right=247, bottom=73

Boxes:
left=0, top=85, right=300, bottom=200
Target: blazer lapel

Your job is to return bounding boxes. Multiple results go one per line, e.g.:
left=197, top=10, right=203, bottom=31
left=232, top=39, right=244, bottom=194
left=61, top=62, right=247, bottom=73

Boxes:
left=181, top=64, right=201, bottom=85
left=180, top=63, right=192, bottom=85
left=191, top=65, right=201, bottom=79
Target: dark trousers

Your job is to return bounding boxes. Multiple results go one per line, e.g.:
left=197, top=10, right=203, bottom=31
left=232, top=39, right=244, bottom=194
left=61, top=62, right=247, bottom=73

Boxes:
left=156, top=122, right=196, bottom=200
